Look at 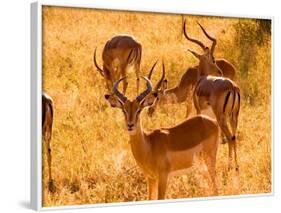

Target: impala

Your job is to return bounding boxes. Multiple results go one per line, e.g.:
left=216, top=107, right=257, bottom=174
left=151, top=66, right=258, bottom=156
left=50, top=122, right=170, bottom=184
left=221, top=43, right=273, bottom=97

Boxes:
left=105, top=74, right=220, bottom=200
left=94, top=35, right=142, bottom=94
left=42, top=93, right=55, bottom=192
left=147, top=21, right=236, bottom=118
left=184, top=20, right=236, bottom=80
left=147, top=66, right=197, bottom=117
left=187, top=45, right=240, bottom=171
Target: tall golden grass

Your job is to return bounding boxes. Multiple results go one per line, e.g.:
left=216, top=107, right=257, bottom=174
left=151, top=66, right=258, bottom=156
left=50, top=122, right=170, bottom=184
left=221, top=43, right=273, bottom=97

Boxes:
left=42, top=6, right=271, bottom=206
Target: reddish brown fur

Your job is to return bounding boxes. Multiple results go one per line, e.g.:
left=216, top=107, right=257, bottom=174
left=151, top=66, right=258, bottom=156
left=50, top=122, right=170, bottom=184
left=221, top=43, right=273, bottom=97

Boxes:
left=106, top=77, right=220, bottom=199
left=192, top=53, right=241, bottom=172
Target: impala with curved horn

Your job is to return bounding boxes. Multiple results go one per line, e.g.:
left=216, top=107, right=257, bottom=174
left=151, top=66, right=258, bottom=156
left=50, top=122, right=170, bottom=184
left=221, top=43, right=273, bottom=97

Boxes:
left=42, top=93, right=55, bottom=192
left=185, top=23, right=241, bottom=171
left=147, top=20, right=236, bottom=118
left=184, top=20, right=236, bottom=79
left=105, top=69, right=220, bottom=200
left=94, top=35, right=142, bottom=94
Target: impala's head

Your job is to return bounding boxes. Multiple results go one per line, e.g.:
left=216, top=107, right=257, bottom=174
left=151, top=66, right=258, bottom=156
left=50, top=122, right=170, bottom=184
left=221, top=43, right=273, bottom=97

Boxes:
left=188, top=48, right=223, bottom=76
left=147, top=62, right=167, bottom=117
left=105, top=77, right=158, bottom=135
left=183, top=20, right=221, bottom=76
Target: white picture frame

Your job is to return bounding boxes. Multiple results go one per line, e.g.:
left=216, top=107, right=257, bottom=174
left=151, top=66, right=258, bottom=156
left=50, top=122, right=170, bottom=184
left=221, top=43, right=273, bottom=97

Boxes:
left=31, top=1, right=274, bottom=211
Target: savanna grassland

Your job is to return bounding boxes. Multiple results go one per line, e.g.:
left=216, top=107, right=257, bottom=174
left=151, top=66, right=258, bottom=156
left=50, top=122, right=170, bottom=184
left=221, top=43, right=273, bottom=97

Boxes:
left=42, top=6, right=272, bottom=207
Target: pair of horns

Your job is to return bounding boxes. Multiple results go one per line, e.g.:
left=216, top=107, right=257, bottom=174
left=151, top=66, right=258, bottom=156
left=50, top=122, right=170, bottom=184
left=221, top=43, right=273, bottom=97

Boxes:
left=183, top=19, right=217, bottom=56
left=113, top=61, right=166, bottom=103
left=113, top=76, right=152, bottom=103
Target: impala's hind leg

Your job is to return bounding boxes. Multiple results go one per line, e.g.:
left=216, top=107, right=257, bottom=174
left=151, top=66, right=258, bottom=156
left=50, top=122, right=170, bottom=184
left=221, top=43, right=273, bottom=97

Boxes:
left=216, top=113, right=236, bottom=171
left=233, top=138, right=239, bottom=172
left=209, top=164, right=218, bottom=195
left=230, top=116, right=239, bottom=172
left=47, top=139, right=55, bottom=193
left=157, top=172, right=168, bottom=200
left=227, top=140, right=234, bottom=171
left=201, top=131, right=219, bottom=196
left=204, top=145, right=218, bottom=195
left=230, top=96, right=240, bottom=172
left=44, top=132, right=55, bottom=193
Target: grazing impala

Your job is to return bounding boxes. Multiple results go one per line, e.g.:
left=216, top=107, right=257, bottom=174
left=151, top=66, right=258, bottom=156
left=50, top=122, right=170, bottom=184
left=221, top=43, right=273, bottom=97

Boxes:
left=147, top=21, right=236, bottom=118
left=42, top=93, right=55, bottom=192
left=187, top=43, right=240, bottom=171
left=105, top=74, right=220, bottom=200
left=94, top=35, right=142, bottom=94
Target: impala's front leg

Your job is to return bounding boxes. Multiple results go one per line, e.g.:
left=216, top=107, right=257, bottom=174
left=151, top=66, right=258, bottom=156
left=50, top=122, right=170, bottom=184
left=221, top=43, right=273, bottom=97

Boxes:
left=121, top=71, right=128, bottom=94
left=157, top=172, right=168, bottom=200
left=147, top=178, right=158, bottom=200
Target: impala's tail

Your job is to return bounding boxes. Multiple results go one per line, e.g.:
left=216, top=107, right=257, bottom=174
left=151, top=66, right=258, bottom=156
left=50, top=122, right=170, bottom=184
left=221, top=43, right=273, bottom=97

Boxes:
left=230, top=87, right=240, bottom=138
left=222, top=86, right=240, bottom=140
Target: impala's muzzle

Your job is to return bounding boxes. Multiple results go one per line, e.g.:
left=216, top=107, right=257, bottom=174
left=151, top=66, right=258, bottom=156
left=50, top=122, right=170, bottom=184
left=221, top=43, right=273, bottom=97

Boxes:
left=127, top=123, right=134, bottom=130
left=127, top=123, right=137, bottom=135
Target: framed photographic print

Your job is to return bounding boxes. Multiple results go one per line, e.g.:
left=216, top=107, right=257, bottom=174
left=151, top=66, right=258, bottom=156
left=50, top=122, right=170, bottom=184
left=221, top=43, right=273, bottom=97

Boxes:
left=31, top=1, right=273, bottom=210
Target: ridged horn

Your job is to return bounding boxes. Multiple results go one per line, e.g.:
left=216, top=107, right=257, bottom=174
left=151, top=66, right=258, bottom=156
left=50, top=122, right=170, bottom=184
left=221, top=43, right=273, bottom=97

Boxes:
left=112, top=77, right=127, bottom=103
left=136, top=77, right=152, bottom=102
left=183, top=19, right=206, bottom=50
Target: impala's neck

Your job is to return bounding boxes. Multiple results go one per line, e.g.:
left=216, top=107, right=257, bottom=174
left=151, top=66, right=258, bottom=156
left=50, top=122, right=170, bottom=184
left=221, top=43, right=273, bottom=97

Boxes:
left=160, top=87, right=179, bottom=104
left=128, top=117, right=152, bottom=172
left=161, top=85, right=191, bottom=104
left=198, top=61, right=210, bottom=78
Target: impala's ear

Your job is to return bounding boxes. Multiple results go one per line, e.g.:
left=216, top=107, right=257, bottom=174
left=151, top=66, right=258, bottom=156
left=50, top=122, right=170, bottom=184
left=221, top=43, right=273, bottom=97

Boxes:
left=104, top=94, right=124, bottom=108
left=187, top=49, right=200, bottom=59
left=140, top=92, right=158, bottom=108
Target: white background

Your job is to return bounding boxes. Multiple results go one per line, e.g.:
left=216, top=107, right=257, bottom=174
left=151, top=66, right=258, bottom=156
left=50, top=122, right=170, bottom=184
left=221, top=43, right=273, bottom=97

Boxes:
left=0, top=0, right=279, bottom=212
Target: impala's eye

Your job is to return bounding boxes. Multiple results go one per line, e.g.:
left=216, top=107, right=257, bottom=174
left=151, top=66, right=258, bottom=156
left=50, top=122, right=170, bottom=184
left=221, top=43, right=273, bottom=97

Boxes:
left=136, top=109, right=141, bottom=114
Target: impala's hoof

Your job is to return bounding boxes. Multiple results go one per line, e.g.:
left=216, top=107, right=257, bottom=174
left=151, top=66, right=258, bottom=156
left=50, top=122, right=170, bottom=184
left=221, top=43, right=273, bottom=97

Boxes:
left=48, top=180, right=56, bottom=193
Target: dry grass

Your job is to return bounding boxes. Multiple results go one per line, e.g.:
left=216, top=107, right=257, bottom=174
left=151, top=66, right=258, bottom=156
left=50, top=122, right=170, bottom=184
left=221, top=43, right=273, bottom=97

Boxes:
left=42, top=6, right=272, bottom=207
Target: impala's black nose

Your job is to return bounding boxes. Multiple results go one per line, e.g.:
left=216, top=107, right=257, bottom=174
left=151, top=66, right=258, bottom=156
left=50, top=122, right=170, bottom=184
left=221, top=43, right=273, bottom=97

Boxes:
left=127, top=123, right=134, bottom=130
